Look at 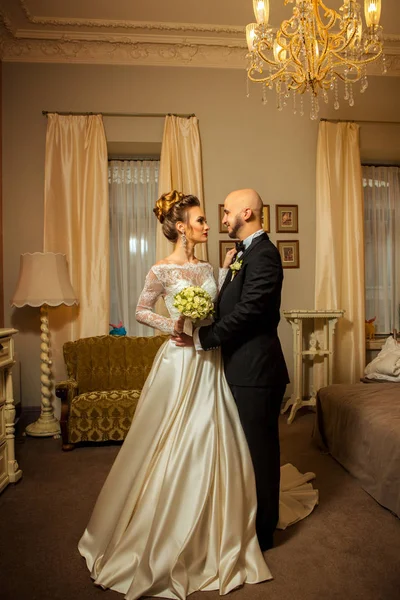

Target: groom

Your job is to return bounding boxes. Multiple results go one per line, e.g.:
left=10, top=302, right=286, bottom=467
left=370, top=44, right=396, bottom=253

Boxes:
left=174, top=188, right=289, bottom=551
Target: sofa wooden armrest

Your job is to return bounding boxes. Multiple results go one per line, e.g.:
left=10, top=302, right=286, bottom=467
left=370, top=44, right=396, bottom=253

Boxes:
left=55, top=379, right=79, bottom=451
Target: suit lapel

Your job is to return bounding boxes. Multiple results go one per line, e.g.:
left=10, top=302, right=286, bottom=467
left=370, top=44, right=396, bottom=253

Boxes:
left=218, top=232, right=269, bottom=301
left=219, top=269, right=232, bottom=299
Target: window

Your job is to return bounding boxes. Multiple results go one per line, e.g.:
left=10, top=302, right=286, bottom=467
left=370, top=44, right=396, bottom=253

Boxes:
left=109, top=160, right=160, bottom=336
left=363, top=165, right=400, bottom=334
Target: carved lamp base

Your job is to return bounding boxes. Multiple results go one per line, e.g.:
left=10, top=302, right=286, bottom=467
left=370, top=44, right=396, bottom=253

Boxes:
left=25, top=414, right=61, bottom=438
left=24, top=305, right=61, bottom=439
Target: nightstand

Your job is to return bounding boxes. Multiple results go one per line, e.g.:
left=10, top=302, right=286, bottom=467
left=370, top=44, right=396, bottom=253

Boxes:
left=0, top=328, right=22, bottom=493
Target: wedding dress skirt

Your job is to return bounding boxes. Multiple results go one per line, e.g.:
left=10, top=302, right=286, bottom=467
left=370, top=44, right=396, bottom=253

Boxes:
left=79, top=340, right=318, bottom=600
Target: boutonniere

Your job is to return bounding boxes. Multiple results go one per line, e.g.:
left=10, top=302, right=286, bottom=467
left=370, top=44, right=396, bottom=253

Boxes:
left=230, top=258, right=243, bottom=280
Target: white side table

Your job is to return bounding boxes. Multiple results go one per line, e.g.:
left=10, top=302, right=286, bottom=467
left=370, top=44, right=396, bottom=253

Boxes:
left=0, top=328, right=23, bottom=493
left=281, top=309, right=344, bottom=424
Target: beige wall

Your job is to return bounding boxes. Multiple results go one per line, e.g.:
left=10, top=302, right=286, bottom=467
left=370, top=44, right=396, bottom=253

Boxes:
left=2, top=62, right=400, bottom=407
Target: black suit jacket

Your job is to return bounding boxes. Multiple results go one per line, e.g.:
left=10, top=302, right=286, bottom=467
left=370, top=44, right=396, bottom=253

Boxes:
left=199, top=232, right=289, bottom=387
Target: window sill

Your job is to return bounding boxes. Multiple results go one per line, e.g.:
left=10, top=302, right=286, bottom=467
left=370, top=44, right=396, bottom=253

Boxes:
left=366, top=337, right=387, bottom=350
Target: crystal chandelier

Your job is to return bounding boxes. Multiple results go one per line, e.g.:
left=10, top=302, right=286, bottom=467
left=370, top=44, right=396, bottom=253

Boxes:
left=246, top=1, right=385, bottom=119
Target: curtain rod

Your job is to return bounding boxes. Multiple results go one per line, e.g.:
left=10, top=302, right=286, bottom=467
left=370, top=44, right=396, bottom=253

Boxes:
left=108, top=157, right=160, bottom=162
left=320, top=118, right=400, bottom=125
left=42, top=111, right=195, bottom=118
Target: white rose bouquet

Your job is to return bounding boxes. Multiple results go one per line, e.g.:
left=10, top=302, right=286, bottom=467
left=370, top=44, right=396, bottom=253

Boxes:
left=173, top=286, right=214, bottom=335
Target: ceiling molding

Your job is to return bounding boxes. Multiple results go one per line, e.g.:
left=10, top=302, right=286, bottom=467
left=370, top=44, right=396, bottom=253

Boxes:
left=13, top=29, right=245, bottom=49
left=0, top=2, right=397, bottom=74
left=19, top=1, right=243, bottom=35
left=0, top=9, right=16, bottom=36
left=1, top=33, right=399, bottom=76
left=16, top=1, right=400, bottom=43
left=0, top=34, right=248, bottom=69
left=9, top=25, right=400, bottom=47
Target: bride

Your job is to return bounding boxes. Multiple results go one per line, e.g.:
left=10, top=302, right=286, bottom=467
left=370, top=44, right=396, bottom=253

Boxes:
left=78, top=190, right=318, bottom=600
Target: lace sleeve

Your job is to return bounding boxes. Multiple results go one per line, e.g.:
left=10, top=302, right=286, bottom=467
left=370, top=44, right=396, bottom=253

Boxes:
left=135, top=268, right=175, bottom=334
left=218, top=268, right=230, bottom=291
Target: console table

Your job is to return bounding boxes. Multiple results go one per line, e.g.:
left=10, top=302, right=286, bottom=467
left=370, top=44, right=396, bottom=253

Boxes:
left=281, top=310, right=344, bottom=424
left=0, top=328, right=22, bottom=493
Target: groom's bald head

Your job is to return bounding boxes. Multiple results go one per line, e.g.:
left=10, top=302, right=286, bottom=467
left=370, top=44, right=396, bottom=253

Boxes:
left=226, top=189, right=263, bottom=216
left=223, top=189, right=264, bottom=240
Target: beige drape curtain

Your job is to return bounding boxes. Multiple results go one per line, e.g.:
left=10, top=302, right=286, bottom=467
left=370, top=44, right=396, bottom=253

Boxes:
left=157, top=115, right=207, bottom=262
left=315, top=121, right=365, bottom=384
left=43, top=114, right=109, bottom=385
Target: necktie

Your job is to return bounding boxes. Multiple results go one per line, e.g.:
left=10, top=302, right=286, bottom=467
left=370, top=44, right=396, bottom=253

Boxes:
left=235, top=240, right=245, bottom=253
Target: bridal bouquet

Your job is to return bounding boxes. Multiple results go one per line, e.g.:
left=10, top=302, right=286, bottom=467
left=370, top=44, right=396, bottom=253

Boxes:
left=173, top=286, right=214, bottom=335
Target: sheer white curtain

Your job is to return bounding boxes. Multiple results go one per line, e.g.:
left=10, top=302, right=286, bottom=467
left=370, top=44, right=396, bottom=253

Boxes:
left=109, top=160, right=159, bottom=337
left=363, top=165, right=400, bottom=333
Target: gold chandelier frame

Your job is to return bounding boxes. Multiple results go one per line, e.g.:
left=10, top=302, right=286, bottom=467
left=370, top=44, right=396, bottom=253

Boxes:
left=246, top=1, right=385, bottom=116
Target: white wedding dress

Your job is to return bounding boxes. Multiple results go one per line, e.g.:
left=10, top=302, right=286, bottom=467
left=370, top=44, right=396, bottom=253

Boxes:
left=78, top=263, right=318, bottom=600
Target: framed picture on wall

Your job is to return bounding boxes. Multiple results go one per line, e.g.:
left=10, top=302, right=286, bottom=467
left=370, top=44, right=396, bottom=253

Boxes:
left=277, top=240, right=300, bottom=268
left=218, top=204, right=227, bottom=233
left=276, top=204, right=298, bottom=233
left=262, top=204, right=270, bottom=233
left=219, top=240, right=237, bottom=267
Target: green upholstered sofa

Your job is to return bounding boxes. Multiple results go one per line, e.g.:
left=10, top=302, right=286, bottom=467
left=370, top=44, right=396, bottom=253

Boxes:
left=55, top=334, right=167, bottom=451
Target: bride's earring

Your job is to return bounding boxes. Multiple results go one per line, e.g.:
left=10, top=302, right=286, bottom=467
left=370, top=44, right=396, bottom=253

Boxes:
left=181, top=232, right=187, bottom=250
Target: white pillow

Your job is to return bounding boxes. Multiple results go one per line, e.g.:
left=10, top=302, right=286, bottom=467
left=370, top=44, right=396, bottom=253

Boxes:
left=364, top=335, right=400, bottom=381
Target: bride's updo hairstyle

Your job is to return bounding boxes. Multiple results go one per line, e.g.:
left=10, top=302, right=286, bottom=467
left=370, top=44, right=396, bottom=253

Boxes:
left=154, top=190, right=200, bottom=243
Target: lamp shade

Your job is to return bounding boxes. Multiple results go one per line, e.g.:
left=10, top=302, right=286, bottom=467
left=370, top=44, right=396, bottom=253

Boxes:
left=11, top=252, right=79, bottom=308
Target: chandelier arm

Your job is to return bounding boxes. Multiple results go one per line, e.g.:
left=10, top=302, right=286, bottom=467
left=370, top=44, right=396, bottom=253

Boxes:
left=255, top=47, right=279, bottom=68
left=248, top=61, right=303, bottom=86
left=312, top=1, right=363, bottom=57
left=319, top=29, right=330, bottom=61
left=330, top=68, right=362, bottom=83
left=314, top=0, right=338, bottom=31
left=280, top=17, right=298, bottom=37
left=248, top=59, right=292, bottom=82
left=254, top=41, right=304, bottom=74
left=330, top=48, right=383, bottom=68
left=328, top=26, right=358, bottom=52
left=247, top=68, right=284, bottom=85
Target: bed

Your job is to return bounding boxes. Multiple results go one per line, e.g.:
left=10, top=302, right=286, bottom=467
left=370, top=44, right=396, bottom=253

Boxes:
left=313, top=382, right=400, bottom=518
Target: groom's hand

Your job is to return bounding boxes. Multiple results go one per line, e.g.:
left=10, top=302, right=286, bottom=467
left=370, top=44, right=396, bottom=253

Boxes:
left=171, top=333, right=194, bottom=347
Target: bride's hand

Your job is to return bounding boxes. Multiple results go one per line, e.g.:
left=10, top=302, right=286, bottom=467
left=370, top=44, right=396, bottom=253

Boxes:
left=173, top=316, right=185, bottom=336
left=223, top=248, right=237, bottom=269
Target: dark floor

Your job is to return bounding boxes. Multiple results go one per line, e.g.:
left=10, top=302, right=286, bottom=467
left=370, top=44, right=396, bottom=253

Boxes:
left=0, top=409, right=399, bottom=600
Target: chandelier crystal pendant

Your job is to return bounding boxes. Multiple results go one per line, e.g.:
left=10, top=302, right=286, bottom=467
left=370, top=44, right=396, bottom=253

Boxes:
left=246, top=0, right=385, bottom=119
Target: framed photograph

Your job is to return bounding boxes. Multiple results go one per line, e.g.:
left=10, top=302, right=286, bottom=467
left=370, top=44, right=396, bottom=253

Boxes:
left=276, top=204, right=298, bottom=233
left=219, top=240, right=236, bottom=267
left=277, top=240, right=300, bottom=269
left=218, top=204, right=227, bottom=233
left=219, top=203, right=270, bottom=233
left=262, top=204, right=270, bottom=233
